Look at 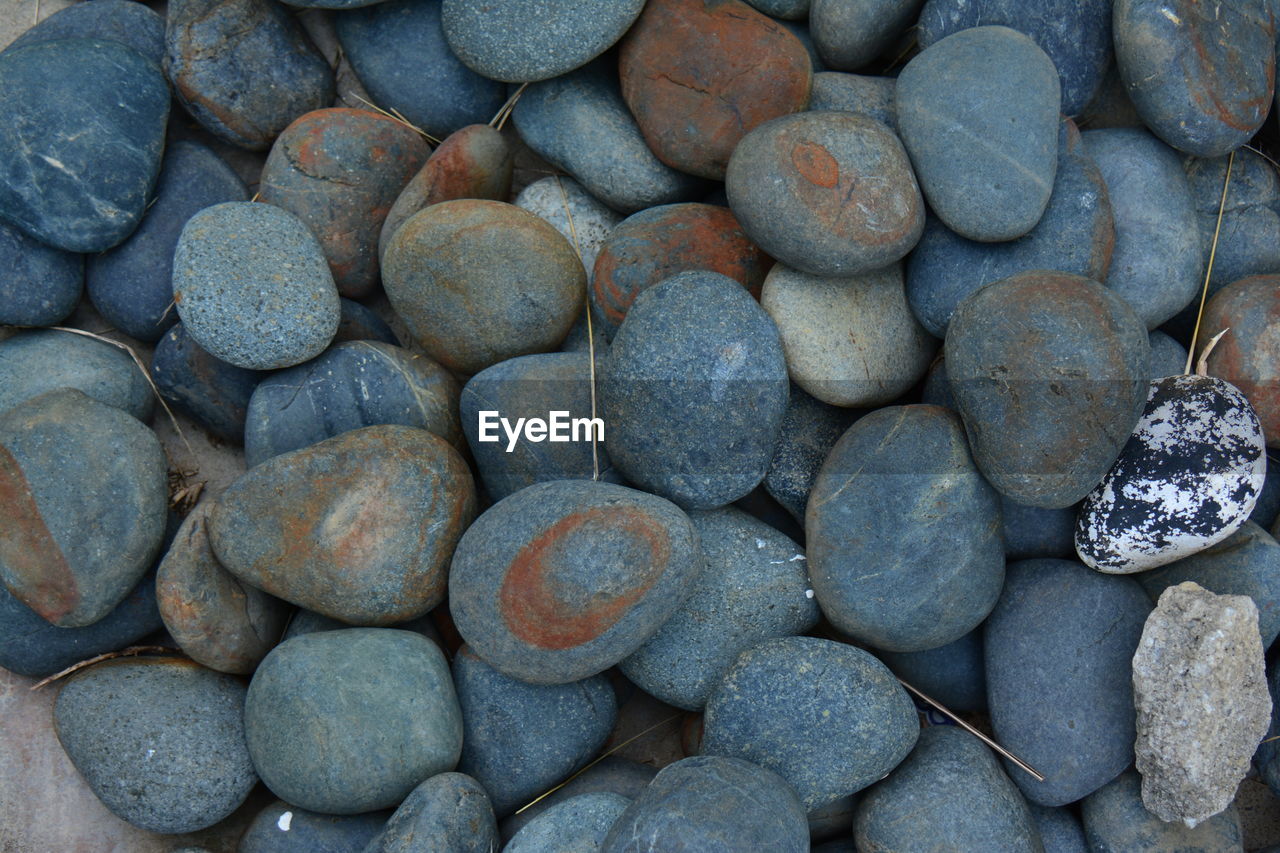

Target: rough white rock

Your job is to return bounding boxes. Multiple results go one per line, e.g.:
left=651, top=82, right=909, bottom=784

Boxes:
left=515, top=176, right=620, bottom=279
left=1132, top=581, right=1271, bottom=827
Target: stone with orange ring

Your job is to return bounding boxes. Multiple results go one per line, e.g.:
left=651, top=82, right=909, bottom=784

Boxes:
left=448, top=480, right=702, bottom=685
left=590, top=203, right=772, bottom=339
left=259, top=108, right=430, bottom=299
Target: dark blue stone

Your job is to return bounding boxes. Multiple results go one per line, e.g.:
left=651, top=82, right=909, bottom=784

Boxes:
left=601, top=271, right=789, bottom=510
left=764, top=385, right=861, bottom=523
left=500, top=756, right=656, bottom=842
left=151, top=323, right=264, bottom=444
left=505, top=792, right=630, bottom=853
left=810, top=0, right=922, bottom=71
left=0, top=219, right=81, bottom=327
left=334, top=298, right=398, bottom=345
left=7, top=0, right=165, bottom=65
left=363, top=772, right=498, bottom=853
left=878, top=627, right=986, bottom=713
left=335, top=0, right=507, bottom=140
left=600, top=755, right=809, bottom=853
left=1081, top=770, right=1244, bottom=851
left=238, top=800, right=389, bottom=853
left=985, top=559, right=1151, bottom=806
left=918, top=0, right=1113, bottom=115
left=1253, top=453, right=1280, bottom=529
left=0, top=328, right=153, bottom=421
left=1149, top=329, right=1190, bottom=378
left=88, top=140, right=248, bottom=342
left=1001, top=497, right=1077, bottom=560
left=0, top=39, right=168, bottom=252
left=244, top=340, right=460, bottom=468
left=1028, top=804, right=1088, bottom=853
left=454, top=645, right=617, bottom=816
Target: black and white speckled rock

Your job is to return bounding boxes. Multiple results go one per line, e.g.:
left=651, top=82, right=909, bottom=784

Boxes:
left=1076, top=374, right=1266, bottom=574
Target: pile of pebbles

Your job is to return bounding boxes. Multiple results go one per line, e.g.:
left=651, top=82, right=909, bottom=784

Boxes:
left=3, top=0, right=1280, bottom=851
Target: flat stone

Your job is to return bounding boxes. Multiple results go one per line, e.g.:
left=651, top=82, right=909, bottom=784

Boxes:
left=7, top=0, right=164, bottom=63
left=53, top=658, right=257, bottom=833
left=87, top=140, right=248, bottom=342
left=0, top=219, right=81, bottom=327
left=896, top=26, right=1060, bottom=242
left=238, top=800, right=388, bottom=853
left=0, top=39, right=168, bottom=252
left=0, top=328, right=152, bottom=421
left=363, top=772, right=498, bottom=853
left=0, top=389, right=167, bottom=628
left=172, top=202, right=341, bottom=371
left=245, top=628, right=462, bottom=814
left=335, top=297, right=398, bottom=345
left=455, top=646, right=616, bottom=816
left=1082, top=770, right=1245, bottom=851
left=448, top=479, right=702, bottom=684
left=1076, top=374, right=1266, bottom=573
left=211, top=425, right=475, bottom=626
left=151, top=322, right=264, bottom=444
left=506, top=792, right=630, bottom=853
left=442, top=0, right=645, bottom=83
left=1132, top=581, right=1271, bottom=826
left=619, top=0, right=812, bottom=180
left=165, top=0, right=335, bottom=151
left=810, top=0, right=923, bottom=70
left=1202, top=274, right=1280, bottom=447
left=702, top=636, right=918, bottom=809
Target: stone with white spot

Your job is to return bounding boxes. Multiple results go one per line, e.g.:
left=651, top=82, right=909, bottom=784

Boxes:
left=1075, top=374, right=1266, bottom=574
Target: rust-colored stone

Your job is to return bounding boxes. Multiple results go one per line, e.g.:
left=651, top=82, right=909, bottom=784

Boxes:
left=1203, top=274, right=1280, bottom=448
left=0, top=445, right=77, bottom=625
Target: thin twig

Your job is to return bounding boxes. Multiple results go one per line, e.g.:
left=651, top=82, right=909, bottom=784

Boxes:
left=350, top=94, right=440, bottom=145
left=554, top=176, right=601, bottom=481
left=514, top=714, right=680, bottom=815
left=1195, top=327, right=1230, bottom=376
left=490, top=83, right=530, bottom=132
left=899, top=678, right=1046, bottom=782
left=30, top=646, right=179, bottom=690
left=1185, top=149, right=1234, bottom=375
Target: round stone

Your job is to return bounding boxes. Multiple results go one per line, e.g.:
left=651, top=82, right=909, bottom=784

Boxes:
left=0, top=219, right=81, bottom=328
left=879, top=627, right=987, bottom=714
left=1081, top=771, right=1244, bottom=851
left=172, top=202, right=341, bottom=371
left=363, top=772, right=498, bottom=853
left=239, top=800, right=388, bottom=853
left=506, top=792, right=630, bottom=853
left=810, top=0, right=923, bottom=70
left=151, top=323, right=264, bottom=444
left=0, top=328, right=152, bottom=421
left=808, top=72, right=897, bottom=126
left=764, top=387, right=861, bottom=523
left=1202, top=274, right=1280, bottom=447
left=8, top=0, right=165, bottom=63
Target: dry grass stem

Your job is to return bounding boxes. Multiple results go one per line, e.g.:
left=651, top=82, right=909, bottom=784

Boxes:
left=350, top=94, right=441, bottom=145
left=554, top=175, right=602, bottom=481
left=1195, top=327, right=1230, bottom=376
left=491, top=83, right=530, bottom=132
left=1185, top=148, right=1234, bottom=375
left=30, top=646, right=180, bottom=691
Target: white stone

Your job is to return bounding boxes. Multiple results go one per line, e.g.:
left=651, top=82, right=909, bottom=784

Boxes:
left=515, top=176, right=620, bottom=280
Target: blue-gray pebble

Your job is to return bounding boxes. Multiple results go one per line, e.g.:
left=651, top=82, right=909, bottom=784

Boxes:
left=1081, top=770, right=1244, bottom=852
left=854, top=726, right=1041, bottom=853
left=53, top=658, right=258, bottom=833
left=335, top=297, right=398, bottom=345
left=1028, top=804, right=1088, bottom=853
left=1001, top=496, right=1078, bottom=560
left=985, top=559, right=1151, bottom=806
left=506, top=792, right=630, bottom=853
left=6, top=0, right=165, bottom=63
left=702, top=636, right=919, bottom=809
left=239, top=800, right=389, bottom=853
left=0, top=328, right=152, bottom=421
left=1150, top=329, right=1191, bottom=378
left=809, top=0, right=922, bottom=71
left=88, top=140, right=248, bottom=342
left=500, top=757, right=656, bottom=842
left=454, top=645, right=616, bottom=817
left=601, top=271, right=789, bottom=510
left=0, top=39, right=168, bottom=252
left=763, top=385, right=860, bottom=523
left=151, top=323, right=264, bottom=444
left=363, top=772, right=498, bottom=853
left=620, top=507, right=817, bottom=710
left=896, top=26, right=1060, bottom=242
left=0, top=219, right=81, bottom=327
left=808, top=72, right=896, bottom=127
left=1182, top=149, right=1280, bottom=302
left=172, top=202, right=340, bottom=370
left=878, top=627, right=987, bottom=713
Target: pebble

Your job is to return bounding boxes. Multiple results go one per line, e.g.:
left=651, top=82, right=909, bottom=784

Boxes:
left=1202, top=274, right=1280, bottom=447
left=383, top=199, right=585, bottom=376
left=442, top=0, right=646, bottom=83
left=600, top=755, right=810, bottom=853
left=1081, top=770, right=1245, bottom=852
left=1002, top=497, right=1077, bottom=561
left=810, top=0, right=924, bottom=70
left=335, top=0, right=506, bottom=139
left=87, top=140, right=248, bottom=342
left=896, top=26, right=1060, bottom=242
left=764, top=387, right=860, bottom=523
left=516, top=177, right=621, bottom=279
left=600, top=271, right=789, bottom=510
left=878, top=627, right=987, bottom=713
left=449, top=480, right=701, bottom=684
left=0, top=389, right=167, bottom=628
left=500, top=757, right=656, bottom=842
left=1028, top=804, right=1088, bottom=853
left=985, top=558, right=1151, bottom=806
left=0, top=39, right=168, bottom=253
left=619, top=507, right=818, bottom=710
left=454, top=646, right=617, bottom=816
left=244, top=340, right=461, bottom=469
left=172, top=201, right=341, bottom=371
left=244, top=628, right=462, bottom=814
left=727, top=111, right=924, bottom=277
left=917, top=0, right=1113, bottom=116
left=512, top=61, right=706, bottom=215
left=1082, top=127, right=1204, bottom=328
left=53, top=658, right=257, bottom=833
left=762, top=263, right=936, bottom=407
left=746, top=0, right=811, bottom=19
left=164, top=0, right=335, bottom=151
left=379, top=123, right=514, bottom=262
left=1132, top=582, right=1270, bottom=826
left=335, top=297, right=398, bottom=345
left=239, top=800, right=388, bottom=853
left=1076, top=374, right=1266, bottom=573
left=6, top=0, right=165, bottom=64
left=945, top=270, right=1151, bottom=508
left=505, top=792, right=631, bottom=853
left=591, top=203, right=771, bottom=338
left=806, top=405, right=1004, bottom=652
left=1114, top=0, right=1275, bottom=157
left=808, top=72, right=896, bottom=127
left=210, top=425, right=475, bottom=625
left=619, top=0, right=812, bottom=180
left=854, top=726, right=1041, bottom=853
left=0, top=328, right=152, bottom=421
left=156, top=500, right=289, bottom=675
left=1183, top=149, right=1280, bottom=298
left=1149, top=329, right=1191, bottom=378
left=151, top=322, right=264, bottom=444
left=905, top=118, right=1115, bottom=338
left=702, top=636, right=919, bottom=809
left=363, top=772, right=498, bottom=853
left=0, top=219, right=81, bottom=327
left=283, top=608, right=440, bottom=645
left=260, top=108, right=430, bottom=299
left=459, top=352, right=611, bottom=502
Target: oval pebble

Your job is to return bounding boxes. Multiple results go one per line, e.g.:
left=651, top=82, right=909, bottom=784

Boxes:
left=239, top=800, right=389, bottom=853
left=515, top=176, right=621, bottom=279
left=151, top=322, right=264, bottom=444
left=334, top=297, right=398, bottom=345
left=245, top=628, right=463, bottom=814
left=764, top=387, right=861, bottom=524
left=449, top=480, right=701, bottom=684
left=0, top=216, right=81, bottom=328
left=810, top=0, right=923, bottom=70
left=8, top=0, right=165, bottom=63
left=1081, top=770, right=1244, bottom=852
left=506, top=792, right=630, bottom=853
left=1202, top=274, right=1280, bottom=447
left=364, top=772, right=498, bottom=853
left=878, top=627, right=987, bottom=713
left=808, top=72, right=896, bottom=126
left=0, top=328, right=152, bottom=421
left=1028, top=804, right=1088, bottom=853
left=172, top=201, right=341, bottom=371
left=500, top=757, right=656, bottom=842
